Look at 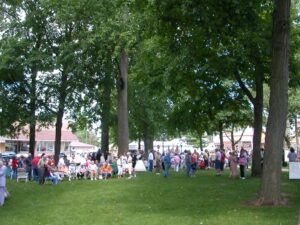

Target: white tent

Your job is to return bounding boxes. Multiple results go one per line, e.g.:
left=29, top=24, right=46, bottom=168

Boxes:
left=135, top=160, right=147, bottom=172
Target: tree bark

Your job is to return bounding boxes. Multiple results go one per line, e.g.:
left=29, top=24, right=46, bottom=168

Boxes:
left=54, top=70, right=67, bottom=165
left=251, top=68, right=264, bottom=176
left=259, top=0, right=290, bottom=205
left=199, top=134, right=203, bottom=151
left=218, top=121, right=224, bottom=150
left=143, top=123, right=153, bottom=157
left=117, top=50, right=129, bottom=156
left=234, top=64, right=264, bottom=177
left=29, top=68, right=37, bottom=157
left=230, top=125, right=235, bottom=151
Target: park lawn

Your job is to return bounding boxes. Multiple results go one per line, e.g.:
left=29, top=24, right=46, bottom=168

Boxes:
left=0, top=169, right=299, bottom=225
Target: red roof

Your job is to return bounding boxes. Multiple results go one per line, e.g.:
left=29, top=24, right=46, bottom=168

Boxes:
left=9, top=128, right=78, bottom=142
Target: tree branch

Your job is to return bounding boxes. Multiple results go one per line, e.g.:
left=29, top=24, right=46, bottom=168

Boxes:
left=234, top=71, right=255, bottom=104
left=224, top=131, right=232, bottom=142
left=234, top=127, right=247, bottom=145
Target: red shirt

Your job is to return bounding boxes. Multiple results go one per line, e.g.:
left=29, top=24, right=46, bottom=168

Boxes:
left=31, top=157, right=40, bottom=167
left=12, top=158, right=18, bottom=169
left=221, top=153, right=225, bottom=163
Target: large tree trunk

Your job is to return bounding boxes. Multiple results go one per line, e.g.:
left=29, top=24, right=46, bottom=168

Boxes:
left=235, top=61, right=264, bottom=177
left=117, top=50, right=129, bottom=156
left=29, top=68, right=37, bottom=157
left=54, top=70, right=67, bottom=165
left=54, top=109, right=64, bottom=164
left=258, top=0, right=290, bottom=205
left=251, top=68, right=264, bottom=176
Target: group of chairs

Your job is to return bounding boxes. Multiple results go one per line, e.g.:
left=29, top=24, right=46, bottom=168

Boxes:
left=9, top=165, right=74, bottom=183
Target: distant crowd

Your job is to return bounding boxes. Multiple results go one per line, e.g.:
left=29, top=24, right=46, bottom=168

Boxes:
left=145, top=147, right=251, bottom=179
left=0, top=146, right=298, bottom=208
left=1, top=146, right=298, bottom=186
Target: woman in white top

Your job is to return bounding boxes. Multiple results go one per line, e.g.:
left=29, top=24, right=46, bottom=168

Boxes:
left=127, top=153, right=133, bottom=179
left=117, top=157, right=123, bottom=178
left=0, top=161, right=6, bottom=206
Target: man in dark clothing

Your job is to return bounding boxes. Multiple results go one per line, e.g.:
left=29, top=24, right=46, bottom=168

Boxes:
left=96, top=149, right=101, bottom=162
left=25, top=154, right=32, bottom=180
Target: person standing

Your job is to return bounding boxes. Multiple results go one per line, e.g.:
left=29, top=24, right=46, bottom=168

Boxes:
left=127, top=153, right=133, bottom=179
left=162, top=153, right=171, bottom=178
left=215, top=149, right=221, bottom=176
left=239, top=148, right=247, bottom=179
left=148, top=150, right=154, bottom=172
left=25, top=154, right=32, bottom=181
left=228, top=152, right=238, bottom=178
left=220, top=150, right=226, bottom=171
left=155, top=152, right=161, bottom=175
left=132, top=151, right=137, bottom=178
left=185, top=151, right=192, bottom=177
left=31, top=155, right=40, bottom=181
left=37, top=154, right=46, bottom=185
left=204, top=150, right=209, bottom=170
left=11, top=156, right=18, bottom=180
left=191, top=151, right=198, bottom=177
left=287, top=147, right=297, bottom=162
left=173, top=153, right=180, bottom=172
left=0, top=160, right=7, bottom=207
left=116, top=156, right=123, bottom=179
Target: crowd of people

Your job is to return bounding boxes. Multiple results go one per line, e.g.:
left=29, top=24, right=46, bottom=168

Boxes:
left=0, top=146, right=298, bottom=207
left=146, top=147, right=251, bottom=179
left=0, top=151, right=139, bottom=187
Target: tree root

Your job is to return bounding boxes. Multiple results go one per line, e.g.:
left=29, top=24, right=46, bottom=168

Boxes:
left=248, top=194, right=288, bottom=207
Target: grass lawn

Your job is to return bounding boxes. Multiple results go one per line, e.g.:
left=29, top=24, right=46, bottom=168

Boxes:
left=0, top=169, right=299, bottom=225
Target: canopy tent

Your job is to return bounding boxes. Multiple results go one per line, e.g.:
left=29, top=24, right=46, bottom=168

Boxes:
left=135, top=160, right=147, bottom=172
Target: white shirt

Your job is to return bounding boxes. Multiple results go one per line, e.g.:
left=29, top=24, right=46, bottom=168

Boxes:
left=215, top=151, right=221, bottom=161
left=148, top=152, right=154, bottom=161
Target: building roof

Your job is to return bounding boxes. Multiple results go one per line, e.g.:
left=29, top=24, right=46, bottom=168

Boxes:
left=7, top=127, right=78, bottom=142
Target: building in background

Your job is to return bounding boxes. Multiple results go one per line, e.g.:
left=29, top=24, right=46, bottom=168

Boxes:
left=0, top=124, right=85, bottom=156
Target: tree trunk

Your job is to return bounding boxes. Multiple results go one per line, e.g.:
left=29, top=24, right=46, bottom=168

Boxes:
left=218, top=121, right=224, bottom=150
left=138, top=137, right=141, bottom=150
left=199, top=135, right=203, bottom=151
left=29, top=68, right=37, bottom=157
left=251, top=68, right=264, bottom=177
left=143, top=122, right=153, bottom=156
left=235, top=58, right=264, bottom=176
left=54, top=109, right=64, bottom=164
left=117, top=50, right=129, bottom=156
left=230, top=125, right=235, bottom=151
left=259, top=0, right=290, bottom=205
left=54, top=70, right=68, bottom=165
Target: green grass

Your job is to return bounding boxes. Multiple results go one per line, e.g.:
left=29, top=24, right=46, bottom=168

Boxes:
left=1, top=170, right=299, bottom=225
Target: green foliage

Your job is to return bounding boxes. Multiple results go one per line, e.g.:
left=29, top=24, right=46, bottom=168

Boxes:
left=0, top=0, right=299, bottom=151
